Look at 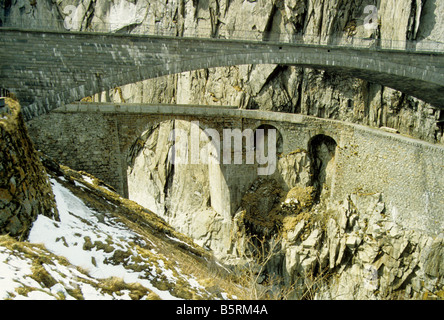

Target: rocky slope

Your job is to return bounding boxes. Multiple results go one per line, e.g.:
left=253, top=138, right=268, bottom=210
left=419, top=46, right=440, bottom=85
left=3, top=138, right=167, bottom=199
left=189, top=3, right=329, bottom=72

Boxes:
left=2, top=113, right=442, bottom=299
left=0, top=98, right=58, bottom=239
left=0, top=99, right=248, bottom=300
left=124, top=119, right=443, bottom=299
left=0, top=163, right=251, bottom=300
left=242, top=184, right=444, bottom=299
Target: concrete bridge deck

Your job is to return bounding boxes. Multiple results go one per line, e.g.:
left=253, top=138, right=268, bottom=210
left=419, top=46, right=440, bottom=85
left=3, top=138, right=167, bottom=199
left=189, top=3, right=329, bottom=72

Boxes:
left=1, top=28, right=443, bottom=121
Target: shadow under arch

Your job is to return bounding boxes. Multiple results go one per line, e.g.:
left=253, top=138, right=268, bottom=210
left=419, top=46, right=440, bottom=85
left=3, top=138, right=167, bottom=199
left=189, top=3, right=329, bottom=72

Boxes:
left=308, top=134, right=337, bottom=202
left=125, top=119, right=232, bottom=221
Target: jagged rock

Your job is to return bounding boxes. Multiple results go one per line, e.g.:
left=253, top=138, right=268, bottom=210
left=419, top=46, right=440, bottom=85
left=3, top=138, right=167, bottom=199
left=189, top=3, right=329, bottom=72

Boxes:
left=285, top=246, right=301, bottom=280
left=326, top=217, right=340, bottom=269
left=345, top=233, right=362, bottom=250
left=0, top=99, right=58, bottom=239
left=363, top=264, right=379, bottom=292
left=286, top=220, right=305, bottom=243
left=302, top=229, right=321, bottom=249
left=300, top=255, right=317, bottom=274
left=281, top=191, right=444, bottom=299
left=357, top=242, right=380, bottom=265
left=383, top=237, right=410, bottom=260
left=277, top=150, right=311, bottom=189
left=423, top=238, right=444, bottom=278
left=335, top=237, right=347, bottom=266
left=337, top=209, right=348, bottom=232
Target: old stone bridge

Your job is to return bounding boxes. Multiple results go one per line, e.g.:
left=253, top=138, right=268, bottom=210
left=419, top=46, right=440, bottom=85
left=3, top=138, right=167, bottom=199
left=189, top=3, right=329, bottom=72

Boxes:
left=1, top=28, right=444, bottom=121
left=27, top=102, right=444, bottom=236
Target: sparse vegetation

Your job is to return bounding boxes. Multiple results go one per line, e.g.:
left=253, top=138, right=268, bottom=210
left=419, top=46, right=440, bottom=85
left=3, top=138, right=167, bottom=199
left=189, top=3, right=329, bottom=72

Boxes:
left=7, top=164, right=256, bottom=300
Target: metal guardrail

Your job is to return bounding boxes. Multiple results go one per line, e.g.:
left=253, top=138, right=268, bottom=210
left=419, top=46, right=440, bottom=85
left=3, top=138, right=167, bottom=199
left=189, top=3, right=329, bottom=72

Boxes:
left=1, top=19, right=444, bottom=53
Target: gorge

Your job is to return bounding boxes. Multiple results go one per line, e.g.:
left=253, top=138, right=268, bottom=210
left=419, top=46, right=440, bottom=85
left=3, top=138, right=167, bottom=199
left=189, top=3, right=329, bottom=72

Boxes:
left=1, top=0, right=444, bottom=300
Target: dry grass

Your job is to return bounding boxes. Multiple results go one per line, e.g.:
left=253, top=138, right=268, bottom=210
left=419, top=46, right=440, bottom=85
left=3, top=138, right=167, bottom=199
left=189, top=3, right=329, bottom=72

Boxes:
left=98, top=277, right=149, bottom=299
left=285, top=186, right=315, bottom=207
left=58, top=164, right=209, bottom=259
left=0, top=98, right=21, bottom=131
left=282, top=212, right=310, bottom=233
left=42, top=165, right=257, bottom=300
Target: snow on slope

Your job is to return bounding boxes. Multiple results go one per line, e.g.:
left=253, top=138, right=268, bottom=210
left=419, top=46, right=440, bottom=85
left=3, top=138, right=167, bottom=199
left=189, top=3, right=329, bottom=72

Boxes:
left=0, top=177, right=217, bottom=300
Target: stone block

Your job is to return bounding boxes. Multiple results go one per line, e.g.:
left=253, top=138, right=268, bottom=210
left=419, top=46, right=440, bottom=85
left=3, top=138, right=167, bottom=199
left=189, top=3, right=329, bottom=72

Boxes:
left=65, top=104, right=79, bottom=112
left=302, top=229, right=321, bottom=249
left=161, top=105, right=174, bottom=114
left=345, top=233, right=362, bottom=249
left=86, top=104, right=100, bottom=112
left=127, top=105, right=141, bottom=113
left=286, top=220, right=305, bottom=243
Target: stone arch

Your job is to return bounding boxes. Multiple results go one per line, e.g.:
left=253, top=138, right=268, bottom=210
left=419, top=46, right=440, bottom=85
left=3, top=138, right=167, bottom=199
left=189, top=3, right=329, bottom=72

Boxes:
left=254, top=123, right=284, bottom=155
left=308, top=134, right=337, bottom=202
left=125, top=119, right=232, bottom=223
left=250, top=123, right=283, bottom=176
left=4, top=30, right=442, bottom=121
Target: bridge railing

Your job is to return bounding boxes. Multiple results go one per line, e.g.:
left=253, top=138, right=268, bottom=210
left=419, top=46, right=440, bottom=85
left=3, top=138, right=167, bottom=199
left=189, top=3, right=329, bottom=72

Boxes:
left=1, top=18, right=443, bottom=53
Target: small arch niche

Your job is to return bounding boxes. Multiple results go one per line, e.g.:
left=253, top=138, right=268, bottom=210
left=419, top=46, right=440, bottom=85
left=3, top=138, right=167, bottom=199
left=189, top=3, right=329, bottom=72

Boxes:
left=308, top=134, right=337, bottom=202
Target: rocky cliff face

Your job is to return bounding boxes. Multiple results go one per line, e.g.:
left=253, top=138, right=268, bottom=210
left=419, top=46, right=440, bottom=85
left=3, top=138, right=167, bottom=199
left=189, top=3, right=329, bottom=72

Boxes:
left=124, top=118, right=444, bottom=299
left=276, top=190, right=444, bottom=299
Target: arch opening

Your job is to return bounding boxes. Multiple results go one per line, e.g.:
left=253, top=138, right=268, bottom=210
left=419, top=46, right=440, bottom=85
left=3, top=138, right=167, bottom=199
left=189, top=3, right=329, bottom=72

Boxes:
left=254, top=124, right=283, bottom=155
left=308, top=134, right=337, bottom=202
left=125, top=119, right=232, bottom=223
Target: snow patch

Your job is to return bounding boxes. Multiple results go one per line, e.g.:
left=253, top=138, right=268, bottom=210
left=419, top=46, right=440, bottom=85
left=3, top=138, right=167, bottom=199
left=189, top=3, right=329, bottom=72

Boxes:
left=0, top=178, right=213, bottom=299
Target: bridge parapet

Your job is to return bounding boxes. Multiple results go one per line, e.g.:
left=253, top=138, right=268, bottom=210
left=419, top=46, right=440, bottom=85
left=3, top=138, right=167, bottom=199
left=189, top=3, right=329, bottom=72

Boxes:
left=57, top=103, right=305, bottom=124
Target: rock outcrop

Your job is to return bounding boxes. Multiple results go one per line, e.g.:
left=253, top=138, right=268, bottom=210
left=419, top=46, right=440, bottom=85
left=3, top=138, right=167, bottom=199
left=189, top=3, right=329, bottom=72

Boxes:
left=279, top=192, right=444, bottom=300
left=0, top=98, right=58, bottom=239
left=230, top=182, right=443, bottom=299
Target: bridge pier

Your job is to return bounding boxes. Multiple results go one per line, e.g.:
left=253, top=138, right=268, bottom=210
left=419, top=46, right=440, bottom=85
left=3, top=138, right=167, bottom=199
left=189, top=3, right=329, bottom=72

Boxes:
left=210, top=163, right=258, bottom=220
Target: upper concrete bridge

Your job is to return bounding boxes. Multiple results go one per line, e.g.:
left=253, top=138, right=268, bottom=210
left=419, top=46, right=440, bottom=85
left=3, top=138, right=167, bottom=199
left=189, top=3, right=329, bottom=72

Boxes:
left=1, top=27, right=444, bottom=120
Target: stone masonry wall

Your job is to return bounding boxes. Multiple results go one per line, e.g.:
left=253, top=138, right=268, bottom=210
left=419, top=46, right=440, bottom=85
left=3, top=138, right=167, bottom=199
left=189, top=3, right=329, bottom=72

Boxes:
left=26, top=105, right=245, bottom=197
left=26, top=111, right=126, bottom=196
left=0, top=98, right=58, bottom=239
left=1, top=28, right=443, bottom=121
